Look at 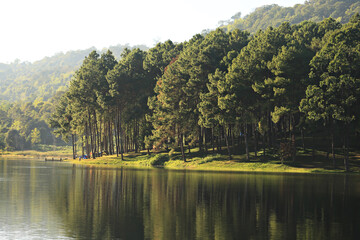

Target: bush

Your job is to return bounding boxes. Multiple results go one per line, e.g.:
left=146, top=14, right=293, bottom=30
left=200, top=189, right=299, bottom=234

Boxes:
left=198, top=154, right=222, bottom=164
left=150, top=154, right=169, bottom=166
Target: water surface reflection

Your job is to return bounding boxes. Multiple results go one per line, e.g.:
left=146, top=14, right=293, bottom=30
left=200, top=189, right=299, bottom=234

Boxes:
left=0, top=159, right=359, bottom=239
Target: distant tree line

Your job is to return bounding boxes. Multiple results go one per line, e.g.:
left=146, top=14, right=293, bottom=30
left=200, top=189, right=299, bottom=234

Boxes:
left=0, top=95, right=65, bottom=151
left=50, top=15, right=360, bottom=171
left=0, top=44, right=148, bottom=102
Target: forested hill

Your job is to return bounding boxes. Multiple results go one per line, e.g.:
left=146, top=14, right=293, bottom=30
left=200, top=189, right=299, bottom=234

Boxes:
left=0, top=44, right=147, bottom=102
left=1, top=0, right=358, bottom=103
left=222, top=0, right=360, bottom=33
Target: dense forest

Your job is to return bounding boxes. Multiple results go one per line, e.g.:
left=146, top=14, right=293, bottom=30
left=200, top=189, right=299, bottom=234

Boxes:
left=222, top=0, right=360, bottom=33
left=49, top=14, right=360, bottom=171
left=0, top=0, right=359, bottom=172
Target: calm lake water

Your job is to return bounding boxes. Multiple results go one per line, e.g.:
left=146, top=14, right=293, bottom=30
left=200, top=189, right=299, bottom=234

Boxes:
left=0, top=159, right=359, bottom=239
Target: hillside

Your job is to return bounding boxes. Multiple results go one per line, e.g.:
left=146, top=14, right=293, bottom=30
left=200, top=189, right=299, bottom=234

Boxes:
left=0, top=1, right=358, bottom=103
left=0, top=44, right=148, bottom=102
left=222, top=0, right=360, bottom=33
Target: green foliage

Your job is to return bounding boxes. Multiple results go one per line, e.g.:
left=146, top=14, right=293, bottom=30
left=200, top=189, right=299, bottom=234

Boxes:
left=0, top=0, right=356, bottom=175
left=300, top=14, right=360, bottom=124
left=5, top=129, right=26, bottom=150
left=30, top=128, right=41, bottom=145
left=198, top=154, right=223, bottom=164
left=149, top=154, right=169, bottom=166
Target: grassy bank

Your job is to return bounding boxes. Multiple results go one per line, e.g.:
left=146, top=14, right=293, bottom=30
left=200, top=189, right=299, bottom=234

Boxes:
left=0, top=145, right=73, bottom=159
left=65, top=148, right=360, bottom=174
left=2, top=145, right=359, bottom=174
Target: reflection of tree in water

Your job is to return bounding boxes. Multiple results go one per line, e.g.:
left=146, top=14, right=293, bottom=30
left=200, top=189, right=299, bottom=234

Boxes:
left=49, top=166, right=360, bottom=239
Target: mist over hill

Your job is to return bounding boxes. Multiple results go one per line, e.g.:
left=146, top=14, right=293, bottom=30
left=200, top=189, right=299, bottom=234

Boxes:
left=0, top=44, right=148, bottom=102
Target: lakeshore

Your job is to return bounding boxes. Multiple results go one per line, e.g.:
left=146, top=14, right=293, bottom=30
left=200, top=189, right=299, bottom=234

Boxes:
left=66, top=148, right=360, bottom=174
left=1, top=147, right=360, bottom=174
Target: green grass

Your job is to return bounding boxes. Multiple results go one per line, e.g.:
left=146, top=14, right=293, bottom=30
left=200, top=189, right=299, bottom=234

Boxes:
left=0, top=145, right=73, bottom=159
left=65, top=147, right=360, bottom=174
left=2, top=144, right=359, bottom=174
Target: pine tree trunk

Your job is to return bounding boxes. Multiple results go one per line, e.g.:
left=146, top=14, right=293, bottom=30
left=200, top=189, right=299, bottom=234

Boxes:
left=203, top=127, right=207, bottom=154
left=312, top=135, right=315, bottom=161
left=244, top=124, right=250, bottom=162
left=74, top=132, right=77, bottom=158
left=134, top=119, right=138, bottom=153
left=72, top=134, right=76, bottom=159
left=291, top=114, right=296, bottom=162
left=179, top=133, right=186, bottom=162
left=331, top=120, right=336, bottom=168
left=87, top=109, right=95, bottom=159
left=118, top=106, right=124, bottom=160
left=301, top=129, right=305, bottom=152
left=211, top=127, right=215, bottom=153
left=82, top=135, right=85, bottom=157
left=103, top=120, right=107, bottom=155
left=343, top=126, right=349, bottom=172
left=92, top=111, right=97, bottom=157
left=85, top=123, right=90, bottom=157
left=216, top=127, right=221, bottom=152
left=198, top=126, right=203, bottom=152
left=268, top=111, right=272, bottom=147
left=263, top=134, right=266, bottom=157
left=224, top=125, right=232, bottom=160
left=254, top=124, right=258, bottom=158
left=109, top=120, right=113, bottom=155
left=114, top=109, right=119, bottom=157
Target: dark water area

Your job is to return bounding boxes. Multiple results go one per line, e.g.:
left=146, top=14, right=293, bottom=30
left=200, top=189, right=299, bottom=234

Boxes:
left=0, top=159, right=359, bottom=239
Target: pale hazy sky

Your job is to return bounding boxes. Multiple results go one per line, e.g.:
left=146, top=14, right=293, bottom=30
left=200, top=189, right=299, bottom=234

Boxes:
left=0, top=0, right=304, bottom=63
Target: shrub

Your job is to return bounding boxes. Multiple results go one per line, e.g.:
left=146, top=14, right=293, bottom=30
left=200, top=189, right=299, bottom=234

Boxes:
left=150, top=154, right=169, bottom=166
left=198, top=154, right=222, bottom=164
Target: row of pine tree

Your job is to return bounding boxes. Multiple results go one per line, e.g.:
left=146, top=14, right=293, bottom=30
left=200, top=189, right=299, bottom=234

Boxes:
left=51, top=15, right=360, bottom=171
